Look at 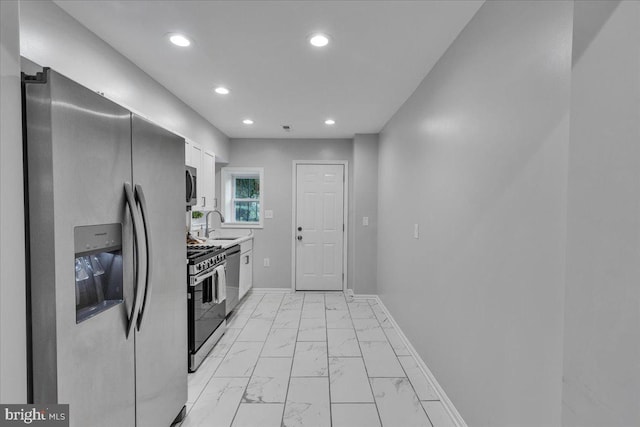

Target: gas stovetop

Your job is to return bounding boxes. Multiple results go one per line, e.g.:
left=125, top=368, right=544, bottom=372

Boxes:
left=187, top=244, right=223, bottom=259
left=186, top=244, right=225, bottom=276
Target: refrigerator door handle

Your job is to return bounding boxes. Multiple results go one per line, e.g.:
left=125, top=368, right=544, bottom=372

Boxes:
left=135, top=184, right=152, bottom=331
left=124, top=182, right=147, bottom=338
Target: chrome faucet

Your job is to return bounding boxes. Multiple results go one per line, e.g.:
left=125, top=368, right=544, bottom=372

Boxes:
left=204, top=210, right=225, bottom=238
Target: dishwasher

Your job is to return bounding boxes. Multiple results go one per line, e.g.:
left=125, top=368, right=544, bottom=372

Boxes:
left=225, top=245, right=241, bottom=315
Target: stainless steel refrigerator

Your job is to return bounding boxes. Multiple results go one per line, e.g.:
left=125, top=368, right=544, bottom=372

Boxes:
left=23, top=68, right=187, bottom=427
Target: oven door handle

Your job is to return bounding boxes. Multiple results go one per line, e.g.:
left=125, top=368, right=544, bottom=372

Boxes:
left=124, top=182, right=146, bottom=338
left=189, top=267, right=221, bottom=286
left=192, top=268, right=218, bottom=286
left=135, top=184, right=152, bottom=331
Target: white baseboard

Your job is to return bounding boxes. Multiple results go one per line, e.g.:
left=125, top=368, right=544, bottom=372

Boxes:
left=249, top=287, right=292, bottom=294
left=354, top=294, right=468, bottom=427
left=352, top=293, right=377, bottom=299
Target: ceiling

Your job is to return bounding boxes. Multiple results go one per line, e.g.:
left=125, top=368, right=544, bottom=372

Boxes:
left=53, top=0, right=482, bottom=139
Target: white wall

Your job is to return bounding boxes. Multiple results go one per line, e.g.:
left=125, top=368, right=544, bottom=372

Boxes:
left=377, top=1, right=572, bottom=425
left=0, top=0, right=27, bottom=403
left=562, top=1, right=640, bottom=425
left=352, top=134, right=379, bottom=295
left=225, top=139, right=353, bottom=289
left=19, top=0, right=230, bottom=161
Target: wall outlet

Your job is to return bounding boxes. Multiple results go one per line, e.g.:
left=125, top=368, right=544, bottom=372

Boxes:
left=362, top=216, right=369, bottom=226
left=265, top=210, right=273, bottom=219
left=413, top=223, right=419, bottom=239
left=263, top=258, right=270, bottom=267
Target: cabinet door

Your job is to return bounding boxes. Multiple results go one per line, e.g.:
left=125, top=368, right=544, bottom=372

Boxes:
left=201, top=150, right=215, bottom=210
left=185, top=141, right=191, bottom=166
left=239, top=249, right=253, bottom=300
left=189, top=143, right=203, bottom=208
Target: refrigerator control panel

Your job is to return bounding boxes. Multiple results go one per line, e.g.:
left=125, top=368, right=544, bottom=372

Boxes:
left=74, top=223, right=122, bottom=257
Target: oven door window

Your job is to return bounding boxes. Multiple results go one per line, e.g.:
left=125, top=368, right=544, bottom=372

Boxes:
left=190, top=275, right=225, bottom=353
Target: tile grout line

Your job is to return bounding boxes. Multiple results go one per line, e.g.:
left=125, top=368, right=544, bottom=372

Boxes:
left=359, top=295, right=465, bottom=427
left=226, top=293, right=267, bottom=427
left=236, top=294, right=295, bottom=423
left=281, top=291, right=305, bottom=427
left=186, top=293, right=264, bottom=424
left=345, top=294, right=385, bottom=427
left=322, top=293, right=333, bottom=427
left=187, top=290, right=455, bottom=427
left=366, top=299, right=434, bottom=427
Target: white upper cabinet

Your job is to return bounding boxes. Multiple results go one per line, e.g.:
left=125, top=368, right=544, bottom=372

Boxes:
left=185, top=140, right=215, bottom=211
left=201, top=150, right=216, bottom=211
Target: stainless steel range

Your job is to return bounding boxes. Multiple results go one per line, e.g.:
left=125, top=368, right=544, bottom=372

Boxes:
left=187, top=244, right=227, bottom=372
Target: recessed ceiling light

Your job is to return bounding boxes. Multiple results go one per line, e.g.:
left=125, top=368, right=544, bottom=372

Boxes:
left=324, top=119, right=336, bottom=125
left=242, top=119, right=254, bottom=125
left=309, top=33, right=330, bottom=47
left=169, top=33, right=191, bottom=47
left=214, top=86, right=230, bottom=95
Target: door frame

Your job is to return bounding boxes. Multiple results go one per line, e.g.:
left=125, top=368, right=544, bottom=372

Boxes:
left=291, top=160, right=349, bottom=292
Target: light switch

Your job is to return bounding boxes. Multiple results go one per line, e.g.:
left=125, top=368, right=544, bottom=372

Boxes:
left=413, top=223, right=419, bottom=239
left=362, top=216, right=369, bottom=226
left=265, top=210, right=273, bottom=219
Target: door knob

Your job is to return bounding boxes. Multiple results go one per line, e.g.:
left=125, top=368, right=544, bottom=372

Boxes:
left=297, top=226, right=302, bottom=232
left=297, top=235, right=302, bottom=241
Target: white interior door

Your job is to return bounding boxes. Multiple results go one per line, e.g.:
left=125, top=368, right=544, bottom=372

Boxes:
left=295, top=164, right=345, bottom=291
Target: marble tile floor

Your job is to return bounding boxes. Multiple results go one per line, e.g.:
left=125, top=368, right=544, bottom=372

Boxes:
left=179, top=291, right=455, bottom=427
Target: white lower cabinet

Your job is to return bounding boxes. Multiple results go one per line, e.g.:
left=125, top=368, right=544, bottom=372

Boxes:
left=239, top=239, right=253, bottom=300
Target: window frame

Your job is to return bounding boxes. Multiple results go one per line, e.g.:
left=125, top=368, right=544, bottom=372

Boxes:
left=220, top=167, right=264, bottom=228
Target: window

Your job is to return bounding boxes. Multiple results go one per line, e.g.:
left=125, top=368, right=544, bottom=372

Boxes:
left=221, top=167, right=264, bottom=228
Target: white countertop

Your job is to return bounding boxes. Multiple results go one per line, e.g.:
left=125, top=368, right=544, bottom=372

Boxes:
left=207, top=235, right=252, bottom=249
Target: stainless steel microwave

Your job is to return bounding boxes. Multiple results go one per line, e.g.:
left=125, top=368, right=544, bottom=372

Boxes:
left=186, top=166, right=197, bottom=208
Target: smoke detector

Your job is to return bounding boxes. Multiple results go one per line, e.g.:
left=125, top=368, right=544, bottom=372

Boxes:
left=282, top=125, right=291, bottom=132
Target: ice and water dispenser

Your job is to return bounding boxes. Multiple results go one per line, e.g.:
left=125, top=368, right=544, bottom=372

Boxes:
left=74, top=224, right=124, bottom=323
